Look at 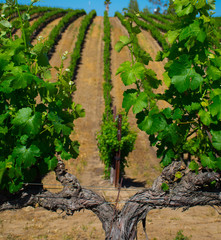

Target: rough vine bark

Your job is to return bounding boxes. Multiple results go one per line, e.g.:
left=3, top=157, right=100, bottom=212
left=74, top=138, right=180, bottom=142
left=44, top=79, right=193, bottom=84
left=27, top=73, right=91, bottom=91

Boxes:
left=0, top=160, right=221, bottom=239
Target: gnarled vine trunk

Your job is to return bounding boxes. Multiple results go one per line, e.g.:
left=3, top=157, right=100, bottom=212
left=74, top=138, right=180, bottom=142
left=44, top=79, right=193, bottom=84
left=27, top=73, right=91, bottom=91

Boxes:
left=0, top=160, right=220, bottom=239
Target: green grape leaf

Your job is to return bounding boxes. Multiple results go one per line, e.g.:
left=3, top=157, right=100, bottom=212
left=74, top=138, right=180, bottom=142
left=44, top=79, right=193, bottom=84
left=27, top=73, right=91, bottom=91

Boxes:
left=169, top=55, right=191, bottom=92
left=138, top=113, right=167, bottom=135
left=169, top=55, right=203, bottom=92
left=8, top=179, right=23, bottom=193
left=132, top=92, right=148, bottom=114
left=132, top=26, right=141, bottom=34
left=70, top=141, right=80, bottom=159
left=73, top=103, right=85, bottom=118
left=167, top=30, right=180, bottom=44
left=190, top=71, right=203, bottom=90
left=6, top=67, right=35, bottom=89
left=163, top=108, right=172, bottom=119
left=44, top=157, right=58, bottom=171
left=48, top=112, right=72, bottom=135
left=179, top=20, right=206, bottom=43
left=122, top=89, right=137, bottom=114
left=175, top=171, right=183, bottom=179
left=115, top=41, right=124, bottom=52
left=0, top=54, right=10, bottom=76
left=199, top=109, right=212, bottom=126
left=12, top=108, right=32, bottom=125
left=209, top=95, right=221, bottom=120
left=161, top=182, right=169, bottom=192
left=12, top=108, right=42, bottom=135
left=210, top=130, right=221, bottom=151
left=0, top=162, right=6, bottom=184
left=119, top=35, right=131, bottom=45
left=0, top=20, right=12, bottom=29
left=163, top=72, right=171, bottom=88
left=172, top=108, right=183, bottom=120
left=0, top=126, right=8, bottom=134
left=20, top=135, right=29, bottom=145
left=195, top=0, right=206, bottom=9
left=207, top=65, right=221, bottom=81
left=13, top=145, right=40, bottom=168
left=161, top=149, right=175, bottom=167
left=184, top=102, right=201, bottom=111
left=175, top=2, right=194, bottom=16
left=208, top=0, right=216, bottom=10
left=61, top=149, right=72, bottom=160
left=117, top=62, right=145, bottom=86
left=201, top=153, right=216, bottom=169
left=189, top=160, right=199, bottom=173
left=162, top=124, right=179, bottom=145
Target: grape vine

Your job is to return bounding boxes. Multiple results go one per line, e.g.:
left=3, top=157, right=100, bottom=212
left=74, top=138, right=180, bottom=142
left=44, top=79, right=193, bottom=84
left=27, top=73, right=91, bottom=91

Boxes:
left=0, top=1, right=84, bottom=193
left=116, top=0, right=221, bottom=182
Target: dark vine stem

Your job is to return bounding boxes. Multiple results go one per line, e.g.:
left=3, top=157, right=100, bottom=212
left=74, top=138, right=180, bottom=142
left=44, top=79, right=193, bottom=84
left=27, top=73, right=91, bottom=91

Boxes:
left=0, top=160, right=220, bottom=239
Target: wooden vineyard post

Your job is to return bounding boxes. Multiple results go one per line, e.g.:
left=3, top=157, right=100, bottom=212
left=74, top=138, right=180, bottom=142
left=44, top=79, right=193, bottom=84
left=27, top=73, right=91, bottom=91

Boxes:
left=114, top=114, right=122, bottom=187
left=110, top=106, right=117, bottom=185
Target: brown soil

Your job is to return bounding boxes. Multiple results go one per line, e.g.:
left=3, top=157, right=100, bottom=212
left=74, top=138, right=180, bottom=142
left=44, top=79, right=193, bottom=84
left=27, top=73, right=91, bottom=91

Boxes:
left=49, top=16, right=84, bottom=80
left=0, top=17, right=220, bottom=240
left=31, top=17, right=63, bottom=45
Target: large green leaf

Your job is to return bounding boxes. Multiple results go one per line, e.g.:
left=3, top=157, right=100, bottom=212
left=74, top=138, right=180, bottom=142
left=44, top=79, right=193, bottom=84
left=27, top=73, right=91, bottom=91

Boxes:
left=44, top=157, right=58, bottom=170
left=48, top=112, right=71, bottom=136
left=169, top=55, right=203, bottom=92
left=13, top=145, right=41, bottom=168
left=210, top=130, right=221, bottom=151
left=179, top=20, right=206, bottom=43
left=138, top=113, right=167, bottom=135
left=122, top=89, right=137, bottom=114
left=201, top=152, right=216, bottom=169
left=207, top=65, right=221, bottom=81
left=115, top=41, right=124, bottom=52
left=12, top=108, right=32, bottom=125
left=199, top=109, right=212, bottom=126
left=167, top=30, right=180, bottom=44
left=116, top=62, right=145, bottom=86
left=132, top=92, right=148, bottom=114
left=12, top=108, right=42, bottom=135
left=5, top=66, right=34, bottom=89
left=175, top=2, right=194, bottom=16
left=120, top=35, right=131, bottom=45
left=161, top=149, right=175, bottom=167
left=209, top=95, right=221, bottom=120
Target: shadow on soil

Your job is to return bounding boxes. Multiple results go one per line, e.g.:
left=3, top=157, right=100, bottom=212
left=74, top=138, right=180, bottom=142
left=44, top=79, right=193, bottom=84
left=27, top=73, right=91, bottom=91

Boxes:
left=122, top=177, right=146, bottom=188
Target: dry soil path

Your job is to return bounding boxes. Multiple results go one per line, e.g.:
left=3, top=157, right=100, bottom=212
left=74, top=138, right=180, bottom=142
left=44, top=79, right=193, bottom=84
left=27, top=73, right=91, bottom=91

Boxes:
left=31, top=16, right=63, bottom=45
left=49, top=16, right=84, bottom=80
left=69, top=16, right=106, bottom=187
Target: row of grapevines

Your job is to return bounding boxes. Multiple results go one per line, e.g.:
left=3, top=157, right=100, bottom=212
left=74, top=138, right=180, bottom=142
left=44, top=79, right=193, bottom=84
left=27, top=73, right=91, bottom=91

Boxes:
left=128, top=12, right=169, bottom=50
left=115, top=11, right=153, bottom=65
left=29, top=9, right=68, bottom=40
left=0, top=1, right=84, bottom=193
left=45, top=9, right=86, bottom=55
left=102, top=10, right=112, bottom=115
left=11, top=6, right=53, bottom=34
left=159, top=13, right=175, bottom=21
left=4, top=5, right=28, bottom=20
left=96, top=11, right=136, bottom=178
left=144, top=13, right=174, bottom=25
left=69, top=10, right=96, bottom=79
left=139, top=13, right=172, bottom=33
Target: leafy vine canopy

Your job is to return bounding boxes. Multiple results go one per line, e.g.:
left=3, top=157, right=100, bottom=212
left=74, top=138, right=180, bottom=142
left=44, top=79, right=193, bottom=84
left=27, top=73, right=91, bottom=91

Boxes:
left=115, top=0, right=221, bottom=175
